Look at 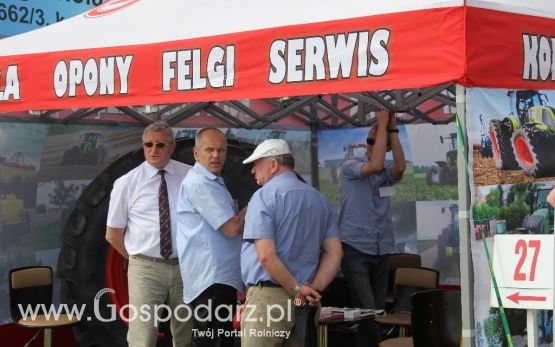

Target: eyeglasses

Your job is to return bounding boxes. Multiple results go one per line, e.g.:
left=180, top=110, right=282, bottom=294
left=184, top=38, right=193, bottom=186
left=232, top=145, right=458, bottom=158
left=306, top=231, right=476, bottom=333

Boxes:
left=366, top=138, right=391, bottom=147
left=143, top=142, right=170, bottom=148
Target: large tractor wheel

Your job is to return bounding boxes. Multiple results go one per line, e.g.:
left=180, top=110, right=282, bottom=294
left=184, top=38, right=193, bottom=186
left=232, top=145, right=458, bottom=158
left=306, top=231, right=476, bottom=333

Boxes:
left=512, top=123, right=555, bottom=177
left=438, top=166, right=457, bottom=186
left=57, top=138, right=258, bottom=347
left=489, top=119, right=519, bottom=170
left=62, top=146, right=80, bottom=165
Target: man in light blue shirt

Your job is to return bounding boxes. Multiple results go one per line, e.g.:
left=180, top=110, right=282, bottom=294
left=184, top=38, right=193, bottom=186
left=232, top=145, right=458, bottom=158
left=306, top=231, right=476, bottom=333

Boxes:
left=176, top=128, right=246, bottom=347
left=240, top=139, right=343, bottom=347
left=339, top=109, right=406, bottom=311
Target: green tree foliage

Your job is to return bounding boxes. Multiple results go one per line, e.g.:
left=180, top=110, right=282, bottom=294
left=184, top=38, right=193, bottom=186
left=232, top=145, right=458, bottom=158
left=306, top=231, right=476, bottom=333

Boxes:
left=486, top=188, right=501, bottom=208
left=499, top=201, right=529, bottom=231
left=473, top=203, right=500, bottom=222
left=483, top=310, right=504, bottom=346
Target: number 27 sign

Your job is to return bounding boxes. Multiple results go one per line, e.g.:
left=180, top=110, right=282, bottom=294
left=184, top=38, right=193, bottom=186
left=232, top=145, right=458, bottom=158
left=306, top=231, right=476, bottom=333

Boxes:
left=491, top=235, right=554, bottom=310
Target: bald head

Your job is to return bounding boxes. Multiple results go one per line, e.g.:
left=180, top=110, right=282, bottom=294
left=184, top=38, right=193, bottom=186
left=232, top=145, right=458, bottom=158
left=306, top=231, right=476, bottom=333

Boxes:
left=194, top=128, right=227, bottom=176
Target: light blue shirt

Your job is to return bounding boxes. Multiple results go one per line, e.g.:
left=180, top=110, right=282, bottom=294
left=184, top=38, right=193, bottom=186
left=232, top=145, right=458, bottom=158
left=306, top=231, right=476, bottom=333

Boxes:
left=176, top=162, right=244, bottom=303
left=339, top=156, right=400, bottom=255
left=241, top=171, right=339, bottom=286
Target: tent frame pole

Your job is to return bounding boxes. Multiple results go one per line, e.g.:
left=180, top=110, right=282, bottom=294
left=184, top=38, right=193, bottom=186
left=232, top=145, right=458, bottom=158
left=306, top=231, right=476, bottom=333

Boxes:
left=456, top=84, right=475, bottom=347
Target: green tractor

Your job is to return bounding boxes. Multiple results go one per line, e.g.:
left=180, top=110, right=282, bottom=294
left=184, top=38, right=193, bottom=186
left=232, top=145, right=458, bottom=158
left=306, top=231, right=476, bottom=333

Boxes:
left=62, top=132, right=107, bottom=166
left=437, top=204, right=459, bottom=264
left=489, top=90, right=555, bottom=177
left=514, top=184, right=554, bottom=235
left=426, top=133, right=457, bottom=185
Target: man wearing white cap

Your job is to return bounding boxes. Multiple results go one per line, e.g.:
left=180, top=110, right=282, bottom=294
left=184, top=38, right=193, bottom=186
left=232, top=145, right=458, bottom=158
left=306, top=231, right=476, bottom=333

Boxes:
left=240, top=139, right=343, bottom=347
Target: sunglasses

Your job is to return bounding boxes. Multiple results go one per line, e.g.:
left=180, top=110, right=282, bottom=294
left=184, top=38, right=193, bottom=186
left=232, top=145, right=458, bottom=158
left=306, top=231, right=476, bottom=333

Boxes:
left=143, top=142, right=170, bottom=148
left=366, top=138, right=391, bottom=147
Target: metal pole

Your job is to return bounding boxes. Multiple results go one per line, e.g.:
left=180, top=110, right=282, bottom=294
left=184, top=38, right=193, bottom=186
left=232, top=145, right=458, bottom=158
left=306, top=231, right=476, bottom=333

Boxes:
left=456, top=84, right=475, bottom=347
left=527, top=309, right=538, bottom=347
left=310, top=123, right=320, bottom=189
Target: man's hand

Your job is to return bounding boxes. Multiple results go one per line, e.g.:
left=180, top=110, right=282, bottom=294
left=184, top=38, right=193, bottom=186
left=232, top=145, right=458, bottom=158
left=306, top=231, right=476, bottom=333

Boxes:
left=294, top=283, right=321, bottom=306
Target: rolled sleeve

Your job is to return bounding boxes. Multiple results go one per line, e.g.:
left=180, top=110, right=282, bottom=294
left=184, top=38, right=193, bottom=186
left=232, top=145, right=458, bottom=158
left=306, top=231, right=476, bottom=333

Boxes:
left=385, top=164, right=401, bottom=185
left=244, top=191, right=274, bottom=240
left=342, top=159, right=364, bottom=179
left=107, top=178, right=128, bottom=228
left=187, top=181, right=235, bottom=231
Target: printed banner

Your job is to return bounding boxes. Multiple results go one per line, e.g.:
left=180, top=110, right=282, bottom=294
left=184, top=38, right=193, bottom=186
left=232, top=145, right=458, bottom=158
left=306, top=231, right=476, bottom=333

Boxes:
left=467, top=87, right=554, bottom=346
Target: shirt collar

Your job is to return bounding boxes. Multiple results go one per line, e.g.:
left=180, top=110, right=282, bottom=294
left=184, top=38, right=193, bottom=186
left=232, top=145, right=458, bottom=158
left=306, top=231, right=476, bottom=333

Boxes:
left=193, top=162, right=223, bottom=183
left=267, top=171, right=297, bottom=185
left=145, top=160, right=174, bottom=178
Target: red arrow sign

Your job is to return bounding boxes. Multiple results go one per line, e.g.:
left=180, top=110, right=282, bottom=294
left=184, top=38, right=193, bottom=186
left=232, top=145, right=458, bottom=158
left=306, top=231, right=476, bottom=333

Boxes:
left=507, top=292, right=547, bottom=304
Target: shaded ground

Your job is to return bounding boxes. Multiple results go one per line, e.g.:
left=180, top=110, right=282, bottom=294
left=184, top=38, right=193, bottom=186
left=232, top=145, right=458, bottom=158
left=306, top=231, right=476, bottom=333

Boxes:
left=472, top=151, right=555, bottom=186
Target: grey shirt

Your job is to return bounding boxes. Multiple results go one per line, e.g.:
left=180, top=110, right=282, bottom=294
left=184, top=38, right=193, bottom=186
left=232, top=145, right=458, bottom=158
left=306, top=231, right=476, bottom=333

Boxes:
left=339, top=156, right=399, bottom=255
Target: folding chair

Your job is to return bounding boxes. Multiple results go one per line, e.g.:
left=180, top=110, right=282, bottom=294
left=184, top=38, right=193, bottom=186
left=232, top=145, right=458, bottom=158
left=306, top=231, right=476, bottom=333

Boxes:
left=385, top=254, right=421, bottom=305
left=375, top=267, right=439, bottom=337
left=9, top=266, right=80, bottom=347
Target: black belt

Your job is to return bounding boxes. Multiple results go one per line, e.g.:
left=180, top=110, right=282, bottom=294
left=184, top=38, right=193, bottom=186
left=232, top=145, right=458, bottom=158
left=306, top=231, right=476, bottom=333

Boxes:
left=253, top=281, right=282, bottom=288
left=132, top=254, right=179, bottom=265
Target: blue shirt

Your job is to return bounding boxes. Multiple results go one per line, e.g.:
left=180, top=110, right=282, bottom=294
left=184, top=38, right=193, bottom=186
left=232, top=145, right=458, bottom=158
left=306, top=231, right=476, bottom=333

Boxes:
left=241, top=171, right=339, bottom=286
left=339, top=156, right=399, bottom=255
left=176, top=162, right=244, bottom=303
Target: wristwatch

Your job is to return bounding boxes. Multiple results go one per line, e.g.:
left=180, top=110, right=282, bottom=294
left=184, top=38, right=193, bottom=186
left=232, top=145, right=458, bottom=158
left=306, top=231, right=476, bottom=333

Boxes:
left=293, top=282, right=302, bottom=295
left=388, top=128, right=399, bottom=133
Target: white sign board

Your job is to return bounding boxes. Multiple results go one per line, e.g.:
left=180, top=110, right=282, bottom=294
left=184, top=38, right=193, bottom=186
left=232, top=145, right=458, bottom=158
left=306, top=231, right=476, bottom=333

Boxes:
left=490, top=234, right=554, bottom=310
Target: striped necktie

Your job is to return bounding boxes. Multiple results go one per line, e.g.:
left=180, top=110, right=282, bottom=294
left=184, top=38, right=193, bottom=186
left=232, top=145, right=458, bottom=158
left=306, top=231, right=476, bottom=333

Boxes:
left=158, top=170, right=172, bottom=259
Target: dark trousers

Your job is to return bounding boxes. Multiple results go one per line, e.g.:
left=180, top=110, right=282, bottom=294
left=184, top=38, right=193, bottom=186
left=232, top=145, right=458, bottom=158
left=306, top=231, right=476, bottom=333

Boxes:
left=341, top=243, right=389, bottom=309
left=341, top=243, right=388, bottom=347
left=190, top=284, right=237, bottom=347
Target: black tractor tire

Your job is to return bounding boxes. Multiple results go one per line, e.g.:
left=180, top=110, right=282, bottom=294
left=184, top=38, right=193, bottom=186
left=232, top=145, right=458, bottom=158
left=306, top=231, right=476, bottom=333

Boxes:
left=438, top=166, right=457, bottom=186
left=511, top=123, right=555, bottom=177
left=57, top=138, right=258, bottom=347
left=62, top=146, right=80, bottom=165
left=489, top=119, right=519, bottom=170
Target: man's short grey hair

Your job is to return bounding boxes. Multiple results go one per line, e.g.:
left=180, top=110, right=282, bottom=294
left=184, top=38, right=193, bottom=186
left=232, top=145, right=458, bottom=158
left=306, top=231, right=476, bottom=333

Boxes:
left=267, top=153, right=295, bottom=169
left=195, top=128, right=225, bottom=147
left=143, top=121, right=174, bottom=142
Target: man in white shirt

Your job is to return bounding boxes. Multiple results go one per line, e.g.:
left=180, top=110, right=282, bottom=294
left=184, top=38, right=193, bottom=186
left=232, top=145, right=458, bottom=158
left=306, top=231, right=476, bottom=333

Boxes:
left=106, top=121, right=193, bottom=347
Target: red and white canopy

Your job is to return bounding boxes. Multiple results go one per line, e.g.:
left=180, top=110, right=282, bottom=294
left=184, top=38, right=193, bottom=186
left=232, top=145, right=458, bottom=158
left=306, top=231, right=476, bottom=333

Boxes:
left=0, top=0, right=553, bottom=112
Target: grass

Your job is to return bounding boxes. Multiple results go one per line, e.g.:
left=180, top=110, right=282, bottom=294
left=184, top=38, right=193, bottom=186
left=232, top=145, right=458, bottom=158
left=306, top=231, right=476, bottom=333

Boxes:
left=318, top=171, right=458, bottom=203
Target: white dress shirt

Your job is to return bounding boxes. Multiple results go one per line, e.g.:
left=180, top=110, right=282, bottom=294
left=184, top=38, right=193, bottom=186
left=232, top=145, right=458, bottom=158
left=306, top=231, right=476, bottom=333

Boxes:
left=107, top=159, right=191, bottom=258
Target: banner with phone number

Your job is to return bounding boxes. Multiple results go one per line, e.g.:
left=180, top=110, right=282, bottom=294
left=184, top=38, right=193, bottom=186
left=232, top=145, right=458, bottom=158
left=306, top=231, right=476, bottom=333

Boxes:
left=0, top=0, right=103, bottom=37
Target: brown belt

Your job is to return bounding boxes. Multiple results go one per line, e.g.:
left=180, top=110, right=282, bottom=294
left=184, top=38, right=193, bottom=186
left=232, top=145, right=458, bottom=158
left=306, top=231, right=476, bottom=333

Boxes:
left=132, top=254, right=179, bottom=265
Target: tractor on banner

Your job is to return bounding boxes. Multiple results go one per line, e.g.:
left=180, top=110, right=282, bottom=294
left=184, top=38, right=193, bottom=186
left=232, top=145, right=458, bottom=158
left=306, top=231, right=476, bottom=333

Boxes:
left=437, top=203, right=459, bottom=264
left=62, top=132, right=108, bottom=166
left=474, top=183, right=554, bottom=240
left=489, top=90, right=555, bottom=177
left=426, top=133, right=458, bottom=186
left=514, top=183, right=555, bottom=235
left=478, top=114, right=493, bottom=158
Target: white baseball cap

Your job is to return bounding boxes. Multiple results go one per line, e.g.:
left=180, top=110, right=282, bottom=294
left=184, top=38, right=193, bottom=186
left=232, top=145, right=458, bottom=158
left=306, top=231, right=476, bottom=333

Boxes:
left=242, top=139, right=291, bottom=164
